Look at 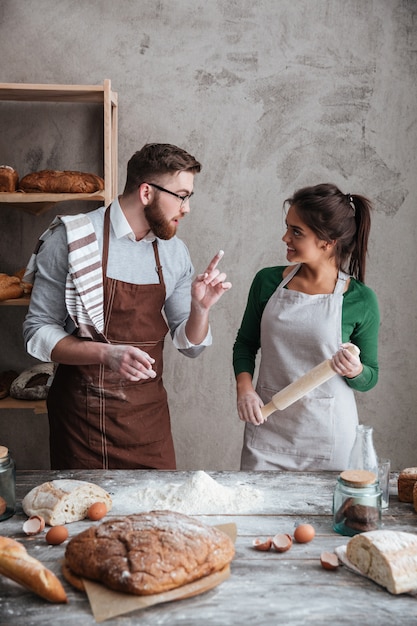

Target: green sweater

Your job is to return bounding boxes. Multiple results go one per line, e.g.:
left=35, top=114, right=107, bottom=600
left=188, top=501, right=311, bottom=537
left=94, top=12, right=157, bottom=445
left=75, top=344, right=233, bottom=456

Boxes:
left=233, top=267, right=380, bottom=392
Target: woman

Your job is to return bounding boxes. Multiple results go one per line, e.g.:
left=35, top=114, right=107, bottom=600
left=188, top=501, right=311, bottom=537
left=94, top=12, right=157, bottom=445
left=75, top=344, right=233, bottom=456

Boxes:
left=233, top=183, right=380, bottom=471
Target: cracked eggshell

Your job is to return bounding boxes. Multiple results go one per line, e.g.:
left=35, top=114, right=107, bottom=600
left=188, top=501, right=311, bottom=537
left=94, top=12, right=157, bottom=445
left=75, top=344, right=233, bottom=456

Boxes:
left=272, top=533, right=293, bottom=552
left=252, top=537, right=273, bottom=551
left=23, top=515, right=45, bottom=536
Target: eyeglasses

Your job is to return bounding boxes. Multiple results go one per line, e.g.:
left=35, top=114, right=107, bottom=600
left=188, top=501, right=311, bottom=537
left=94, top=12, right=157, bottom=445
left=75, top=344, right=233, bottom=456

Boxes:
left=146, top=182, right=193, bottom=208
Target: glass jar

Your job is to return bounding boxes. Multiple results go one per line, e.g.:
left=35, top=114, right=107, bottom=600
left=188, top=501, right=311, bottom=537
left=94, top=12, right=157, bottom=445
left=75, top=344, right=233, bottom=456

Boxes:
left=333, top=469, right=381, bottom=536
left=0, top=445, right=16, bottom=521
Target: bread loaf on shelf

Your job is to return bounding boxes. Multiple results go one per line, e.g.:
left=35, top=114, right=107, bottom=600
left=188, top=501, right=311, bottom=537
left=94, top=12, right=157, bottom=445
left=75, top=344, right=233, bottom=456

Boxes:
left=346, top=530, right=417, bottom=594
left=19, top=169, right=104, bottom=193
left=0, top=536, right=68, bottom=603
left=0, top=274, right=23, bottom=301
left=9, top=362, right=55, bottom=400
left=397, top=467, right=417, bottom=502
left=0, top=165, right=18, bottom=192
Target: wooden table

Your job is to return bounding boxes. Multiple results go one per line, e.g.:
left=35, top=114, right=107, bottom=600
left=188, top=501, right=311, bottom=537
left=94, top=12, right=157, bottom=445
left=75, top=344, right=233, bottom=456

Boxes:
left=0, top=470, right=416, bottom=625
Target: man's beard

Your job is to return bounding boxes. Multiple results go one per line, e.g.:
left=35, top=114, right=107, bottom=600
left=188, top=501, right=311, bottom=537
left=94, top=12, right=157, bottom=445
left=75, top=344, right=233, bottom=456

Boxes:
left=144, top=198, right=177, bottom=240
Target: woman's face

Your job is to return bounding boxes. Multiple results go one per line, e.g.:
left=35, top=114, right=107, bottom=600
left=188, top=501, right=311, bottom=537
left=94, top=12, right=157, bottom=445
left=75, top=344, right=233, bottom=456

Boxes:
left=282, top=205, right=330, bottom=264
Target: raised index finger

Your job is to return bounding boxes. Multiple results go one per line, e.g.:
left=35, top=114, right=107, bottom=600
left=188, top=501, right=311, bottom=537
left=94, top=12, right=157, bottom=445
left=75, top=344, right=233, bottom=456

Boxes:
left=205, top=250, right=224, bottom=273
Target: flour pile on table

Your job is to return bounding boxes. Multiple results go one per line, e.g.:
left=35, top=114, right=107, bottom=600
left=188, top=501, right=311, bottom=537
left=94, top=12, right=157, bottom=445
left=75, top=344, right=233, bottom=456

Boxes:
left=112, top=471, right=263, bottom=514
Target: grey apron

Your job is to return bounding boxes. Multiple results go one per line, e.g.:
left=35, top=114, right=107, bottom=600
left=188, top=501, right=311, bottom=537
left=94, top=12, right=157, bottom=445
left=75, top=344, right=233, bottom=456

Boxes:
left=240, top=263, right=358, bottom=471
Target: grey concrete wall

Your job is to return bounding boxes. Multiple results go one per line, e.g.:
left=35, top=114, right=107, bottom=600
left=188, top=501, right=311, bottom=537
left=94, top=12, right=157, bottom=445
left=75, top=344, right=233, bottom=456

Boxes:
left=0, top=0, right=416, bottom=471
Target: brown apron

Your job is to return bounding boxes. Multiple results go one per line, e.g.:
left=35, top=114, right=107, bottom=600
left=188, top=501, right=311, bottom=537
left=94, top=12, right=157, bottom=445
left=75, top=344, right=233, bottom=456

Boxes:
left=47, top=208, right=176, bottom=470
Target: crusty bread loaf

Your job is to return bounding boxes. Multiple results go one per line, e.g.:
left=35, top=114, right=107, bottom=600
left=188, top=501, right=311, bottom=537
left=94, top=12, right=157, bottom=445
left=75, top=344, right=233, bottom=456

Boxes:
left=0, top=274, right=23, bottom=301
left=0, top=536, right=67, bottom=603
left=0, top=165, right=18, bottom=192
left=9, top=362, right=55, bottom=400
left=22, top=479, right=112, bottom=526
left=346, top=530, right=417, bottom=594
left=398, top=467, right=417, bottom=502
left=413, top=482, right=417, bottom=513
left=19, top=169, right=104, bottom=193
left=64, top=510, right=235, bottom=595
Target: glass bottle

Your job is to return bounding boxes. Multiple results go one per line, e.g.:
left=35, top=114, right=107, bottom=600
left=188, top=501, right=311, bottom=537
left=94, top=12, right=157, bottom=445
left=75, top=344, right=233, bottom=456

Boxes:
left=347, top=424, right=378, bottom=476
left=0, top=445, right=16, bottom=521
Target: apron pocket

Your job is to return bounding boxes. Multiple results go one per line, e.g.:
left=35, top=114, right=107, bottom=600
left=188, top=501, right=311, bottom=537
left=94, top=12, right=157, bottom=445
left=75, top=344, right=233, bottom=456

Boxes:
left=86, top=378, right=170, bottom=447
left=250, top=391, right=335, bottom=462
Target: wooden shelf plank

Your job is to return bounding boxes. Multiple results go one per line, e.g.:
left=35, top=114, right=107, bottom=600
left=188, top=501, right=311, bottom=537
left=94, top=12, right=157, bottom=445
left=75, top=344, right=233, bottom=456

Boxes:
left=0, top=397, right=47, bottom=413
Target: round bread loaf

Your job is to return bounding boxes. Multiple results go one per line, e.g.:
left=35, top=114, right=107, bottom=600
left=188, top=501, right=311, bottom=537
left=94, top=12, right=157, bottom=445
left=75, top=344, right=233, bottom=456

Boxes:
left=64, top=510, right=235, bottom=595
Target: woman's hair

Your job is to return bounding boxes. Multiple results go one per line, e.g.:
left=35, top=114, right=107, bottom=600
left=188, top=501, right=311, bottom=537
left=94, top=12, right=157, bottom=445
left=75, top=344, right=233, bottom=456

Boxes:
left=123, top=143, right=201, bottom=194
left=284, top=183, right=373, bottom=282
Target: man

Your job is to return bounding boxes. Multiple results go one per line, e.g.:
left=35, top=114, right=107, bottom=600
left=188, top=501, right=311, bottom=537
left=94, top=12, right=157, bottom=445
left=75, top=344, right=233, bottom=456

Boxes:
left=23, top=143, right=231, bottom=470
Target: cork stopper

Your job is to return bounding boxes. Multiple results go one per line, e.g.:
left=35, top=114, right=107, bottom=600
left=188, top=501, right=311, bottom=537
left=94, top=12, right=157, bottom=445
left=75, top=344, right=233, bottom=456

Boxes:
left=0, top=446, right=8, bottom=460
left=340, top=469, right=377, bottom=486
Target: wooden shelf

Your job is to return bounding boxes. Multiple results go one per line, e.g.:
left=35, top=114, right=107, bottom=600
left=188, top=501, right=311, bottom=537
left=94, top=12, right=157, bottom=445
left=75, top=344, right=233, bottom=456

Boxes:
left=0, top=80, right=118, bottom=211
left=0, top=191, right=106, bottom=216
left=0, top=397, right=46, bottom=414
left=0, top=297, right=30, bottom=306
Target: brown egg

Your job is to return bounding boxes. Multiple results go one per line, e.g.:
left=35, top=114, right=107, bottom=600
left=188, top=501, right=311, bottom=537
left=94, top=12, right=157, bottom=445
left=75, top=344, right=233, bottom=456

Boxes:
left=293, top=523, right=315, bottom=543
left=46, top=525, right=69, bottom=545
left=87, top=501, right=107, bottom=521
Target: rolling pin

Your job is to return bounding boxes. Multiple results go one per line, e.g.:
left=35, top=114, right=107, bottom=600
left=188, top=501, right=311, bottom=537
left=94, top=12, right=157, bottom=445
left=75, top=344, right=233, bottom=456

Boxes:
left=260, top=344, right=360, bottom=420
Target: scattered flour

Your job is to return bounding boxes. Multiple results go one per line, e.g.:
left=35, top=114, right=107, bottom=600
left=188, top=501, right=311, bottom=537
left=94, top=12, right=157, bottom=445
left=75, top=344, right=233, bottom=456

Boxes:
left=111, top=471, right=263, bottom=515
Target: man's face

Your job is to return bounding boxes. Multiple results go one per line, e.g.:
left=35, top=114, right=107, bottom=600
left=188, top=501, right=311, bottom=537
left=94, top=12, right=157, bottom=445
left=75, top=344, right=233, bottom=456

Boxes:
left=145, top=171, right=195, bottom=240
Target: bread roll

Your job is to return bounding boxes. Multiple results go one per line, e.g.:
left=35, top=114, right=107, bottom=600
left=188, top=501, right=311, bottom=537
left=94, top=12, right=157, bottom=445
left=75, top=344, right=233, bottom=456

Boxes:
left=19, top=169, right=104, bottom=193
left=22, top=479, right=112, bottom=526
left=397, top=467, right=417, bottom=502
left=0, top=536, right=67, bottom=603
left=9, top=362, right=55, bottom=400
left=64, top=510, right=235, bottom=595
left=0, top=165, right=18, bottom=192
left=0, top=274, right=23, bottom=301
left=346, top=530, right=417, bottom=594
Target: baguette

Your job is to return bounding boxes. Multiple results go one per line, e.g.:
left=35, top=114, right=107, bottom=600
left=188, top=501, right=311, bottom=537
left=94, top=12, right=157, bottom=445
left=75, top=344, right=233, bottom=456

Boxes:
left=0, top=536, right=68, bottom=603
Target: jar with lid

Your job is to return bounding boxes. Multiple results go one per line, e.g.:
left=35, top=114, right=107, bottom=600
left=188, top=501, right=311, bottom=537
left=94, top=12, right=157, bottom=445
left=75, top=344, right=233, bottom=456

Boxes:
left=333, top=469, right=381, bottom=537
left=0, top=445, right=16, bottom=522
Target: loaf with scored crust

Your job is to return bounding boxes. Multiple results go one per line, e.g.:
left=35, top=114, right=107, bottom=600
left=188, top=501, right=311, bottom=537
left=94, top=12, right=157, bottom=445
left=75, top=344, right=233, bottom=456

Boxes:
left=19, top=169, right=104, bottom=193
left=64, top=510, right=235, bottom=595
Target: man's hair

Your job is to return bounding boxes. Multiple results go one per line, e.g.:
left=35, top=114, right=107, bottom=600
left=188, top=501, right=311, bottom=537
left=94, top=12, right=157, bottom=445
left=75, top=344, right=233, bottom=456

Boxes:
left=123, top=143, right=201, bottom=194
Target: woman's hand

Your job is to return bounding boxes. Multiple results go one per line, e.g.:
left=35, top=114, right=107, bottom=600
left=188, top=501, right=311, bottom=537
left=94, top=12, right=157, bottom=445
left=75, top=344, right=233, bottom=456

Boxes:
left=331, top=342, right=363, bottom=379
left=236, top=373, right=265, bottom=425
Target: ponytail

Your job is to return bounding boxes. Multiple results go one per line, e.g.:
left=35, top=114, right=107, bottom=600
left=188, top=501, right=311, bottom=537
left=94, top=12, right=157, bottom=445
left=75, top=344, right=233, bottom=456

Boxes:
left=348, top=194, right=372, bottom=283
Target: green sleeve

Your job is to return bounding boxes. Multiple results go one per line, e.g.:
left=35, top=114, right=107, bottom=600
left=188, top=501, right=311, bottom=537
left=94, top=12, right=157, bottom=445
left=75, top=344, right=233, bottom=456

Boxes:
left=233, top=271, right=380, bottom=393
left=341, top=279, right=380, bottom=392
left=233, top=267, right=284, bottom=377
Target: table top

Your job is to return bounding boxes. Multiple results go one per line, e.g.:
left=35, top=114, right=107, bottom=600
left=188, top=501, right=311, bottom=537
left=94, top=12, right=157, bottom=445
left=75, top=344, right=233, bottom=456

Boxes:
left=0, top=469, right=416, bottom=625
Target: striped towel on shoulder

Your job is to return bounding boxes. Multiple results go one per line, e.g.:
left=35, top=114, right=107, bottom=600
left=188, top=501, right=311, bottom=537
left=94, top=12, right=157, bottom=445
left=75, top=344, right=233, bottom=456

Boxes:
left=24, top=214, right=105, bottom=337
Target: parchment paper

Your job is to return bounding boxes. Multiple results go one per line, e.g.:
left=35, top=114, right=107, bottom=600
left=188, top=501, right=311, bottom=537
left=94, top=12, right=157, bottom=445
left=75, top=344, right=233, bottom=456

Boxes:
left=81, top=522, right=237, bottom=622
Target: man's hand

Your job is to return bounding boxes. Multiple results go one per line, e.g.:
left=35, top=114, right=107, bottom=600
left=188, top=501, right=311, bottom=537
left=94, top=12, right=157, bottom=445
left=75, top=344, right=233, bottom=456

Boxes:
left=191, top=250, right=232, bottom=311
left=105, top=345, right=157, bottom=381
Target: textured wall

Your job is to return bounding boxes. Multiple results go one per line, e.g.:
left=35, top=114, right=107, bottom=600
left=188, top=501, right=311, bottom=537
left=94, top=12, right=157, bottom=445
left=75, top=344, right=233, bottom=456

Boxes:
left=0, top=0, right=416, bottom=470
